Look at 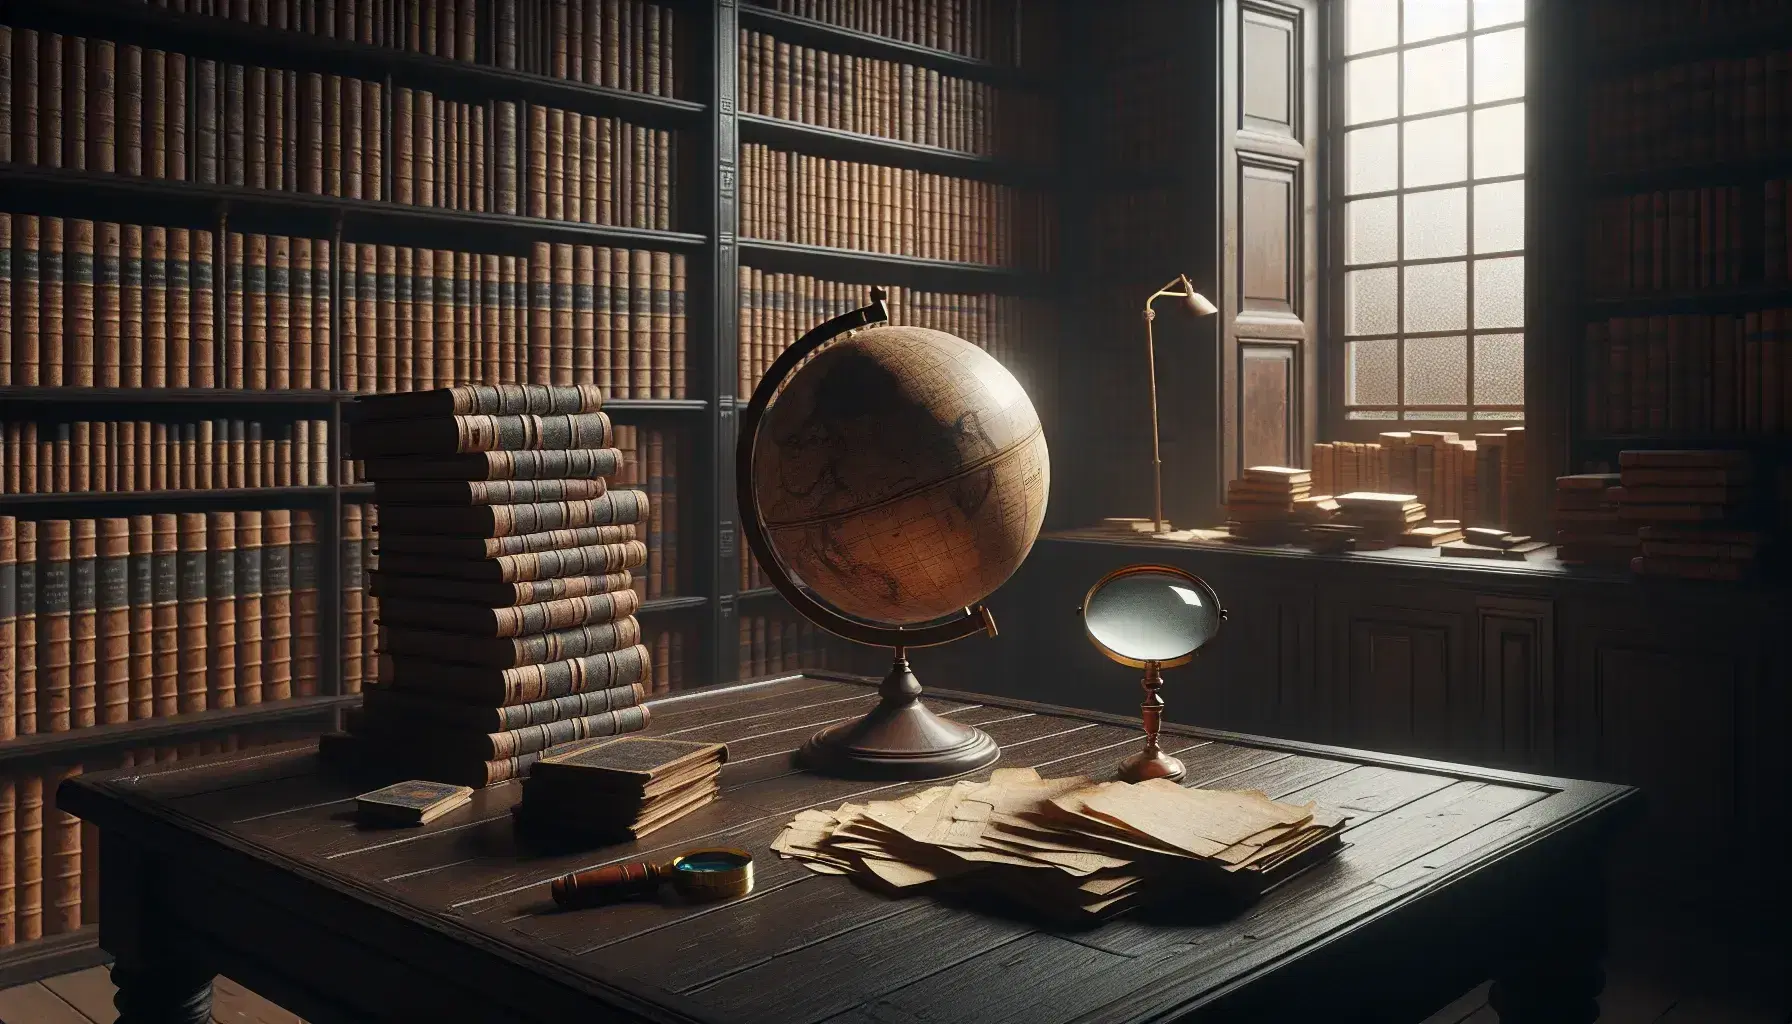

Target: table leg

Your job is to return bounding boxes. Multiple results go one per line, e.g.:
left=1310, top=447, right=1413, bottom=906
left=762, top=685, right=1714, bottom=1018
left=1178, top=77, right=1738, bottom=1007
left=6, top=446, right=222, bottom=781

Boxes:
left=1487, top=864, right=1606, bottom=1024
left=112, top=962, right=215, bottom=1024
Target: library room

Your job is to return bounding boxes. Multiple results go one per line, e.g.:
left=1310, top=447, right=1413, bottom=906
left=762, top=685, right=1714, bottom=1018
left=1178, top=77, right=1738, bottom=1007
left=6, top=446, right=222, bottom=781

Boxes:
left=0, top=1, right=1786, bottom=1022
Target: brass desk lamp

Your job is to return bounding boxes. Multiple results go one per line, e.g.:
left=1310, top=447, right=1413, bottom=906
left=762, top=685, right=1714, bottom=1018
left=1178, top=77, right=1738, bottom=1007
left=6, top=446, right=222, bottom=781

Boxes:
left=1116, top=275, right=1217, bottom=534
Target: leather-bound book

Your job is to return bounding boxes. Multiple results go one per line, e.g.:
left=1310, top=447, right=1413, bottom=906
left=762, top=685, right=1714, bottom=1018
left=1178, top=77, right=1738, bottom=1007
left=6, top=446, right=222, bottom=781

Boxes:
left=365, top=702, right=650, bottom=762
left=127, top=515, right=153, bottom=719
left=363, top=679, right=644, bottom=733
left=97, top=517, right=131, bottom=724
left=320, top=729, right=554, bottom=788
left=246, top=233, right=269, bottom=389
left=630, top=249, right=652, bottom=395
left=671, top=253, right=686, bottom=397
left=206, top=511, right=237, bottom=710
left=63, top=34, right=84, bottom=172
left=0, top=215, right=11, bottom=385
left=14, top=774, right=41, bottom=941
left=379, top=614, right=642, bottom=669
left=342, top=505, right=364, bottom=695
left=293, top=509, right=320, bottom=698
left=378, top=586, right=642, bottom=638
left=480, top=254, right=503, bottom=384
left=0, top=778, right=14, bottom=943
left=528, top=240, right=551, bottom=383
left=44, top=765, right=81, bottom=935
left=67, top=219, right=95, bottom=387
left=375, top=538, right=647, bottom=583
left=531, top=734, right=723, bottom=791
left=165, top=226, right=189, bottom=387
left=369, top=568, right=632, bottom=607
left=13, top=215, right=39, bottom=386
left=96, top=221, right=121, bottom=388
left=374, top=523, right=634, bottom=559
left=414, top=247, right=435, bottom=388
left=358, top=447, right=622, bottom=484
left=37, top=519, right=73, bottom=732
left=356, top=383, right=605, bottom=422
left=150, top=513, right=178, bottom=717
left=263, top=509, right=293, bottom=702
left=223, top=232, right=245, bottom=387
left=270, top=234, right=292, bottom=389
left=551, top=241, right=574, bottom=383
left=13, top=521, right=36, bottom=734
left=293, top=236, right=313, bottom=390
left=0, top=517, right=14, bottom=740
left=40, top=216, right=64, bottom=386
left=373, top=477, right=607, bottom=507
left=394, top=245, right=415, bottom=388
left=187, top=226, right=213, bottom=384
left=527, top=105, right=549, bottom=219
left=175, top=512, right=207, bottom=714
left=234, top=511, right=263, bottom=706
left=164, top=49, right=185, bottom=181
left=379, top=642, right=650, bottom=706
left=435, top=248, right=456, bottom=389
left=374, top=490, right=647, bottom=539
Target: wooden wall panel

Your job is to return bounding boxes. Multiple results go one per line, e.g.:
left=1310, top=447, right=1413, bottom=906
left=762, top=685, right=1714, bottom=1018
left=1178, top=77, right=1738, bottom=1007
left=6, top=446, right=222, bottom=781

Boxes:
left=1474, top=597, right=1555, bottom=770
left=1240, top=4, right=1299, bottom=138
left=1239, top=165, right=1297, bottom=318
left=1240, top=344, right=1295, bottom=468
left=1332, top=605, right=1464, bottom=757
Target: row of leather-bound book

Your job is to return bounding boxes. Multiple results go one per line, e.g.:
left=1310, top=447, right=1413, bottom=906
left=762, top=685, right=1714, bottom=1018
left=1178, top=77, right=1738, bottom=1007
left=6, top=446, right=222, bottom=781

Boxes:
left=1, top=419, right=331, bottom=494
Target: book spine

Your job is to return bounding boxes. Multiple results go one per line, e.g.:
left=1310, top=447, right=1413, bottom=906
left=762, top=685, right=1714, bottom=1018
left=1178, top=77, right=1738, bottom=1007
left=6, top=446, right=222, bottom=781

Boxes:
left=341, top=504, right=364, bottom=695
left=40, top=216, right=64, bottom=387
left=13, top=774, right=40, bottom=941
left=45, top=765, right=81, bottom=936
left=204, top=511, right=237, bottom=710
left=263, top=509, right=293, bottom=701
left=0, top=518, right=13, bottom=742
left=0, top=777, right=13, bottom=945
left=96, top=222, right=121, bottom=388
left=127, top=514, right=153, bottom=719
left=96, top=518, right=131, bottom=725
left=36, top=520, right=72, bottom=733
left=175, top=512, right=207, bottom=714
left=150, top=513, right=178, bottom=717
left=293, top=509, right=320, bottom=698
left=270, top=234, right=292, bottom=389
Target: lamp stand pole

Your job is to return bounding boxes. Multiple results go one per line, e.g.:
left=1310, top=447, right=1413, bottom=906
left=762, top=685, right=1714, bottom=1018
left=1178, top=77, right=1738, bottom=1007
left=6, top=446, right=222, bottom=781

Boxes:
left=1143, top=305, right=1166, bottom=534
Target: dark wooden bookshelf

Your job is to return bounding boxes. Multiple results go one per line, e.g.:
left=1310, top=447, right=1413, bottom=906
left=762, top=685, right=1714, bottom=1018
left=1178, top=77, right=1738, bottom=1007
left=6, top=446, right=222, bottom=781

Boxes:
left=1584, top=284, right=1792, bottom=318
left=0, top=0, right=1061, bottom=981
left=1589, top=16, right=1792, bottom=75
left=1584, top=153, right=1792, bottom=195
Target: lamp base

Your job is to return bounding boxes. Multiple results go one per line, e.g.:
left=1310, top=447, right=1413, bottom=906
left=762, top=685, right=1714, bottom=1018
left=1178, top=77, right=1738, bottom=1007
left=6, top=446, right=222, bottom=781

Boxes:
left=797, top=656, right=999, bottom=780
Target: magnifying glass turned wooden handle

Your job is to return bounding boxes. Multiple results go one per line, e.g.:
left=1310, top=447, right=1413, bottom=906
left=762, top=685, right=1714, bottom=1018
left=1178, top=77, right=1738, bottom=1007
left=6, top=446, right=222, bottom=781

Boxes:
left=552, top=860, right=672, bottom=908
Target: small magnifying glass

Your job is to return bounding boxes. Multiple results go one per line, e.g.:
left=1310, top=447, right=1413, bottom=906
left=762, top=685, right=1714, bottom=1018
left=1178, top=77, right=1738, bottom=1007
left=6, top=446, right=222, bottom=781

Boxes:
left=551, top=847, right=755, bottom=909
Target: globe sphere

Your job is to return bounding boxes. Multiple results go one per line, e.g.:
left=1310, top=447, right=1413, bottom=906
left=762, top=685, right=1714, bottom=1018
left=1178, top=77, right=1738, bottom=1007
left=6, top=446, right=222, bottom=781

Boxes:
left=751, top=324, right=1050, bottom=626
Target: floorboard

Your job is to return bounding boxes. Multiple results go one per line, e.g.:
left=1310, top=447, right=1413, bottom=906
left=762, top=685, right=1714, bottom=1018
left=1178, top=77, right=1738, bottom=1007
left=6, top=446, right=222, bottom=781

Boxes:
left=0, top=969, right=300, bottom=1024
left=40, top=968, right=115, bottom=1022
left=0, top=981, right=90, bottom=1024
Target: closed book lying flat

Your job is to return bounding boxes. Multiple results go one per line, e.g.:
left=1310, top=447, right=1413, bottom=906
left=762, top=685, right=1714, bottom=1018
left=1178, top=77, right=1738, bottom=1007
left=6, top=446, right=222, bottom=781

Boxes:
left=374, top=477, right=608, bottom=507
left=522, top=754, right=721, bottom=808
left=379, top=643, right=651, bottom=705
left=355, top=384, right=605, bottom=421
left=350, top=703, right=652, bottom=761
left=350, top=411, right=612, bottom=458
left=532, top=735, right=728, bottom=787
left=375, top=539, right=647, bottom=582
left=376, top=490, right=649, bottom=537
left=359, top=448, right=624, bottom=482
left=512, top=782, right=719, bottom=842
left=321, top=730, right=555, bottom=788
left=362, top=681, right=646, bottom=732
left=369, top=569, right=633, bottom=607
left=354, top=780, right=474, bottom=826
left=379, top=615, right=642, bottom=668
left=375, top=524, right=636, bottom=559
left=376, top=587, right=642, bottom=638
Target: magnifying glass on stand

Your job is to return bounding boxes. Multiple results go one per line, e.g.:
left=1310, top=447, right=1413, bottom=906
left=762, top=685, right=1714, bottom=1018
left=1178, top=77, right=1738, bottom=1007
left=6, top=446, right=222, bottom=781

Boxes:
left=551, top=847, right=755, bottom=909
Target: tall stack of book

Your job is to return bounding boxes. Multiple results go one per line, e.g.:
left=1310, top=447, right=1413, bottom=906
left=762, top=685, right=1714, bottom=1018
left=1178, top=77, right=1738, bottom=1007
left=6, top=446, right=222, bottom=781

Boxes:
left=1616, top=451, right=1766, bottom=581
left=1334, top=492, right=1428, bottom=549
left=321, top=385, right=654, bottom=787
left=1551, top=473, right=1638, bottom=568
left=1223, top=467, right=1313, bottom=544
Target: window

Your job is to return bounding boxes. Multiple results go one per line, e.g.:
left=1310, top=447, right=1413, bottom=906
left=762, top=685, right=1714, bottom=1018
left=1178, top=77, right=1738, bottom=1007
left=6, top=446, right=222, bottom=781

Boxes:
left=1334, top=0, right=1526, bottom=426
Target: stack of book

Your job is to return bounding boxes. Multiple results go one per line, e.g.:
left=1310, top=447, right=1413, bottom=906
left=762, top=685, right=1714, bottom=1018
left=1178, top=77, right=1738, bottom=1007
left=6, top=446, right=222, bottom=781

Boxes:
left=319, top=384, right=655, bottom=788
left=1224, top=467, right=1312, bottom=544
left=1334, top=492, right=1428, bottom=549
left=1551, top=474, right=1638, bottom=568
left=1616, top=451, right=1765, bottom=581
left=513, top=735, right=726, bottom=843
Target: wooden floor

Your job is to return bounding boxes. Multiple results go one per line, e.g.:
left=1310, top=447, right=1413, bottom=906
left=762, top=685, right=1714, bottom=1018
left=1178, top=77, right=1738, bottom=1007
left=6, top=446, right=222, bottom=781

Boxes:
left=3, top=901, right=1787, bottom=1024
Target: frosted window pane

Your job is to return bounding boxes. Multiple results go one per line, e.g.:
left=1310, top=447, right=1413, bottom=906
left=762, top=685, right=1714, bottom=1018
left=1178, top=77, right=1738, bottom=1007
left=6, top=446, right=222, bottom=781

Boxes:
left=1404, top=113, right=1468, bottom=187
left=1474, top=0, right=1525, bottom=27
left=1404, top=335, right=1468, bottom=404
left=1349, top=410, right=1402, bottom=419
left=1346, top=0, right=1400, bottom=54
left=1405, top=40, right=1468, bottom=115
left=1347, top=125, right=1400, bottom=194
left=1474, top=333, right=1524, bottom=404
left=1404, top=187, right=1468, bottom=259
left=1474, top=103, right=1525, bottom=177
left=1347, top=54, right=1400, bottom=124
left=1474, top=29, right=1525, bottom=103
left=1347, top=197, right=1399, bottom=264
left=1474, top=257, right=1524, bottom=328
left=1347, top=268, right=1399, bottom=335
left=1405, top=409, right=1467, bottom=420
left=1403, top=261, right=1467, bottom=331
left=1473, top=180, right=1525, bottom=252
left=1347, top=339, right=1399, bottom=405
left=1404, top=0, right=1467, bottom=41
left=1474, top=410, right=1526, bottom=420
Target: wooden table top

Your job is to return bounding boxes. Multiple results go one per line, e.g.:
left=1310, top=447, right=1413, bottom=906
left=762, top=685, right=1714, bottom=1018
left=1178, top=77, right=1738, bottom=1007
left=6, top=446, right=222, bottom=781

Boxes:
left=62, top=673, right=1640, bottom=1024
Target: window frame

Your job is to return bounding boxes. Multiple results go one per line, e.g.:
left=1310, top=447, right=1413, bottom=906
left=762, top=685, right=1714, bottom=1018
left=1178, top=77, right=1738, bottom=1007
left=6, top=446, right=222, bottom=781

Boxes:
left=1321, top=0, right=1529, bottom=441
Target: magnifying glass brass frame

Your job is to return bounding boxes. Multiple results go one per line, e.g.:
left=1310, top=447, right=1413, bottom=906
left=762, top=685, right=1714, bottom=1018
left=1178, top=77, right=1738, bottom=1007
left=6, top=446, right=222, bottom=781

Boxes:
left=1079, top=564, right=1226, bottom=784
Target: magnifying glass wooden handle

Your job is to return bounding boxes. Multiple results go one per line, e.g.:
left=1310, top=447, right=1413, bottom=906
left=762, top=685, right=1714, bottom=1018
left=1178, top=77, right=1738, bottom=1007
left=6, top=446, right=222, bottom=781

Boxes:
left=552, top=860, right=671, bottom=908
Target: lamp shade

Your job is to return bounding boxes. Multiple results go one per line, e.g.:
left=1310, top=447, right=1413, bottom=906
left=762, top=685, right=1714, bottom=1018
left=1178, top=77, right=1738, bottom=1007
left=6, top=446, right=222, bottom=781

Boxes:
left=1181, top=281, right=1218, bottom=317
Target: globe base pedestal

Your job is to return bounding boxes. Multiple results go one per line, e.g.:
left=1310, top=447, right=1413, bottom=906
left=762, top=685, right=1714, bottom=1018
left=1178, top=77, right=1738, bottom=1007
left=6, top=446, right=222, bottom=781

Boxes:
left=798, top=655, right=1000, bottom=780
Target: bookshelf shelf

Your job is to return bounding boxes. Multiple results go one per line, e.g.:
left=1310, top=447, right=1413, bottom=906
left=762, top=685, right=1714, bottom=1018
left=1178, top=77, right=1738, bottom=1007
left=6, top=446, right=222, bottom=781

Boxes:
left=1584, top=284, right=1792, bottom=318
left=0, top=164, right=712, bottom=254
left=9, top=0, right=708, bottom=128
left=737, top=586, right=783, bottom=602
left=0, top=486, right=340, bottom=509
left=641, top=596, right=711, bottom=613
left=1590, top=19, right=1792, bottom=76
left=0, top=696, right=354, bottom=770
left=1584, top=153, right=1792, bottom=195
left=739, top=238, right=1042, bottom=287
left=737, top=4, right=1044, bottom=88
left=737, top=114, right=1049, bottom=183
left=0, top=387, right=343, bottom=405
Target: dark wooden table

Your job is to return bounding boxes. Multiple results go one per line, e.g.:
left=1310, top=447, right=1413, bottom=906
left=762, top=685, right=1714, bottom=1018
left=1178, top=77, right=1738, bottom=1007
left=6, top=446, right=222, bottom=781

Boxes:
left=60, top=673, right=1639, bottom=1024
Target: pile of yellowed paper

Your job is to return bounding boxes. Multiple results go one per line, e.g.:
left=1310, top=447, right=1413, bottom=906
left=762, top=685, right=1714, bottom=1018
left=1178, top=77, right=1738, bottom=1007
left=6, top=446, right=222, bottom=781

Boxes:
left=772, top=768, right=1347, bottom=922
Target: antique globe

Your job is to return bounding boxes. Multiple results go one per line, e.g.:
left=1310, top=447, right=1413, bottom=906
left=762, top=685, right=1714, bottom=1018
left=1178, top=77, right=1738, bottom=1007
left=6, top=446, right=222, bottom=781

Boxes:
left=737, top=288, right=1050, bottom=779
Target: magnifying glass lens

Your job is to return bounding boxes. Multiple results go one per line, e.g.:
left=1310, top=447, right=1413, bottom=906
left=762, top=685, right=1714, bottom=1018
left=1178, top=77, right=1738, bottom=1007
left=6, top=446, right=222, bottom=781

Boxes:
left=676, top=852, right=749, bottom=872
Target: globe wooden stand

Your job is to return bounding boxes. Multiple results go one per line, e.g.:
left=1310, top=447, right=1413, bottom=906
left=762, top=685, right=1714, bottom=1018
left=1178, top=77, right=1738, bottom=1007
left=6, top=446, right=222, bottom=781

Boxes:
left=798, top=650, right=1000, bottom=780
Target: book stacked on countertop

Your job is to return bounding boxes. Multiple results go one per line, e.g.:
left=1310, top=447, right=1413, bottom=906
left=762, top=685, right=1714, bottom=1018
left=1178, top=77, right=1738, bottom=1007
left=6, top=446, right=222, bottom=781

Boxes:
left=318, top=385, right=655, bottom=788
left=1333, top=492, right=1428, bottom=550
left=513, top=736, right=727, bottom=843
left=1551, top=474, right=1638, bottom=568
left=1615, top=451, right=1765, bottom=581
left=1224, top=467, right=1317, bottom=544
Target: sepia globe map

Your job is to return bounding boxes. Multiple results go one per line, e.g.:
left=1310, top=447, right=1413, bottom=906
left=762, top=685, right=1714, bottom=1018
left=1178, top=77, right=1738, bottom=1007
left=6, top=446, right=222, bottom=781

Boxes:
left=752, top=324, right=1050, bottom=626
